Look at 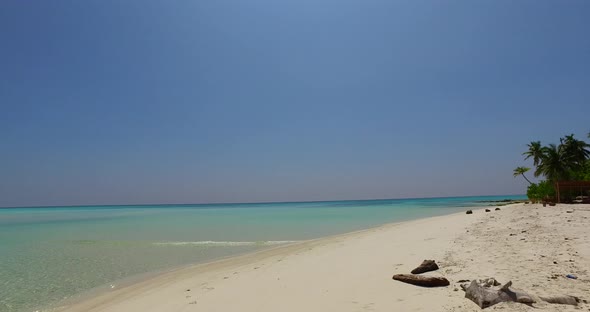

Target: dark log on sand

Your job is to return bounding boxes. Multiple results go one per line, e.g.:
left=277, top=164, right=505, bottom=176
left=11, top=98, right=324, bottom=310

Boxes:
left=466, top=210, right=473, bottom=214
left=411, top=260, right=439, bottom=274
left=392, top=274, right=449, bottom=287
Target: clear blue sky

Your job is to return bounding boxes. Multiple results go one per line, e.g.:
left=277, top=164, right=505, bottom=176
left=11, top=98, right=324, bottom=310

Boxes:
left=1, top=1, right=589, bottom=207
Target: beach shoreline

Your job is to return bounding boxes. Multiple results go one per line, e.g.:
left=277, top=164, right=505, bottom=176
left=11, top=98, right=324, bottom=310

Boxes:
left=49, top=206, right=480, bottom=312
left=2, top=197, right=524, bottom=312
left=53, top=203, right=590, bottom=311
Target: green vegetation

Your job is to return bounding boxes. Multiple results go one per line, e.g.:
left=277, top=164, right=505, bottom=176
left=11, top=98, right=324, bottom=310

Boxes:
left=516, top=133, right=590, bottom=202
left=513, top=166, right=532, bottom=184
left=526, top=180, right=555, bottom=203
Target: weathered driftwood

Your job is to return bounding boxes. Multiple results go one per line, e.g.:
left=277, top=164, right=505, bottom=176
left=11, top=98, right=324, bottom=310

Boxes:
left=540, top=295, right=580, bottom=305
left=462, top=279, right=579, bottom=309
left=463, top=280, right=533, bottom=309
left=499, top=281, right=534, bottom=304
left=479, top=278, right=500, bottom=287
left=392, top=274, right=449, bottom=287
left=411, top=260, right=439, bottom=274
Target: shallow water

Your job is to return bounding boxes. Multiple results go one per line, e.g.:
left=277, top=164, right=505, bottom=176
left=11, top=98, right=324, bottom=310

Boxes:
left=0, top=195, right=524, bottom=312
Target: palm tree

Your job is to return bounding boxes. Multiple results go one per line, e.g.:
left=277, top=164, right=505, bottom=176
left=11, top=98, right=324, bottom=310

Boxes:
left=523, top=141, right=543, bottom=166
left=513, top=166, right=532, bottom=184
left=561, top=134, right=590, bottom=168
left=534, top=144, right=571, bottom=202
left=520, top=134, right=590, bottom=203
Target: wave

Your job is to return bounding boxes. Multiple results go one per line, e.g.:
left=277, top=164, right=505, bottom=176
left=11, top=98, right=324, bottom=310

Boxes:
left=153, top=240, right=299, bottom=247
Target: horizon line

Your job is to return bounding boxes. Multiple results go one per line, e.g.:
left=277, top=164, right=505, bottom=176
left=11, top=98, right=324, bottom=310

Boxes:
left=0, top=194, right=526, bottom=209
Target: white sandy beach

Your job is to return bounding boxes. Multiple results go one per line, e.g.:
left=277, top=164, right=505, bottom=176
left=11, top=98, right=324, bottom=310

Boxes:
left=57, top=203, right=590, bottom=312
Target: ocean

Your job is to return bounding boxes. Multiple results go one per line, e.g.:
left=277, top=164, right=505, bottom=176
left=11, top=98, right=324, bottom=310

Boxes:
left=0, top=195, right=524, bottom=312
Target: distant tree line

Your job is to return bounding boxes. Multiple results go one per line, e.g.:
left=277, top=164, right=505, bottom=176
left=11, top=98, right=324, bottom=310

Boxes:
left=514, top=132, right=590, bottom=202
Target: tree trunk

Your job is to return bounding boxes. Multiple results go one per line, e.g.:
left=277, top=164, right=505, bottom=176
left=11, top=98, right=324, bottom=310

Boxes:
left=521, top=174, right=532, bottom=185
left=556, top=181, right=560, bottom=203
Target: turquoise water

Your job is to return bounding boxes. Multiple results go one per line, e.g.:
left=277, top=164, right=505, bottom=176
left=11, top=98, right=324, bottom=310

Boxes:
left=0, top=195, right=524, bottom=312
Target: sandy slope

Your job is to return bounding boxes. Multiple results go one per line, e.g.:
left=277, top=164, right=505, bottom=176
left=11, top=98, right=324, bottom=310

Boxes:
left=56, top=203, right=590, bottom=312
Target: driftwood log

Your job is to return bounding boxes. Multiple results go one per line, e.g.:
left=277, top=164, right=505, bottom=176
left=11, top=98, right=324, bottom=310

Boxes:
left=539, top=295, right=580, bottom=305
left=463, top=280, right=533, bottom=308
left=411, top=260, right=439, bottom=274
left=462, top=279, right=579, bottom=309
left=392, top=274, right=450, bottom=287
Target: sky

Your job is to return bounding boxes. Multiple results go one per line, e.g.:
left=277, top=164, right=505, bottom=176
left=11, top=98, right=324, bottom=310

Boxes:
left=1, top=1, right=589, bottom=207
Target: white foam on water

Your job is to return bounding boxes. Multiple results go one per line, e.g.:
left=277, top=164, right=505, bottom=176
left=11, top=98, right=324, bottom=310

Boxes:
left=153, top=240, right=299, bottom=247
